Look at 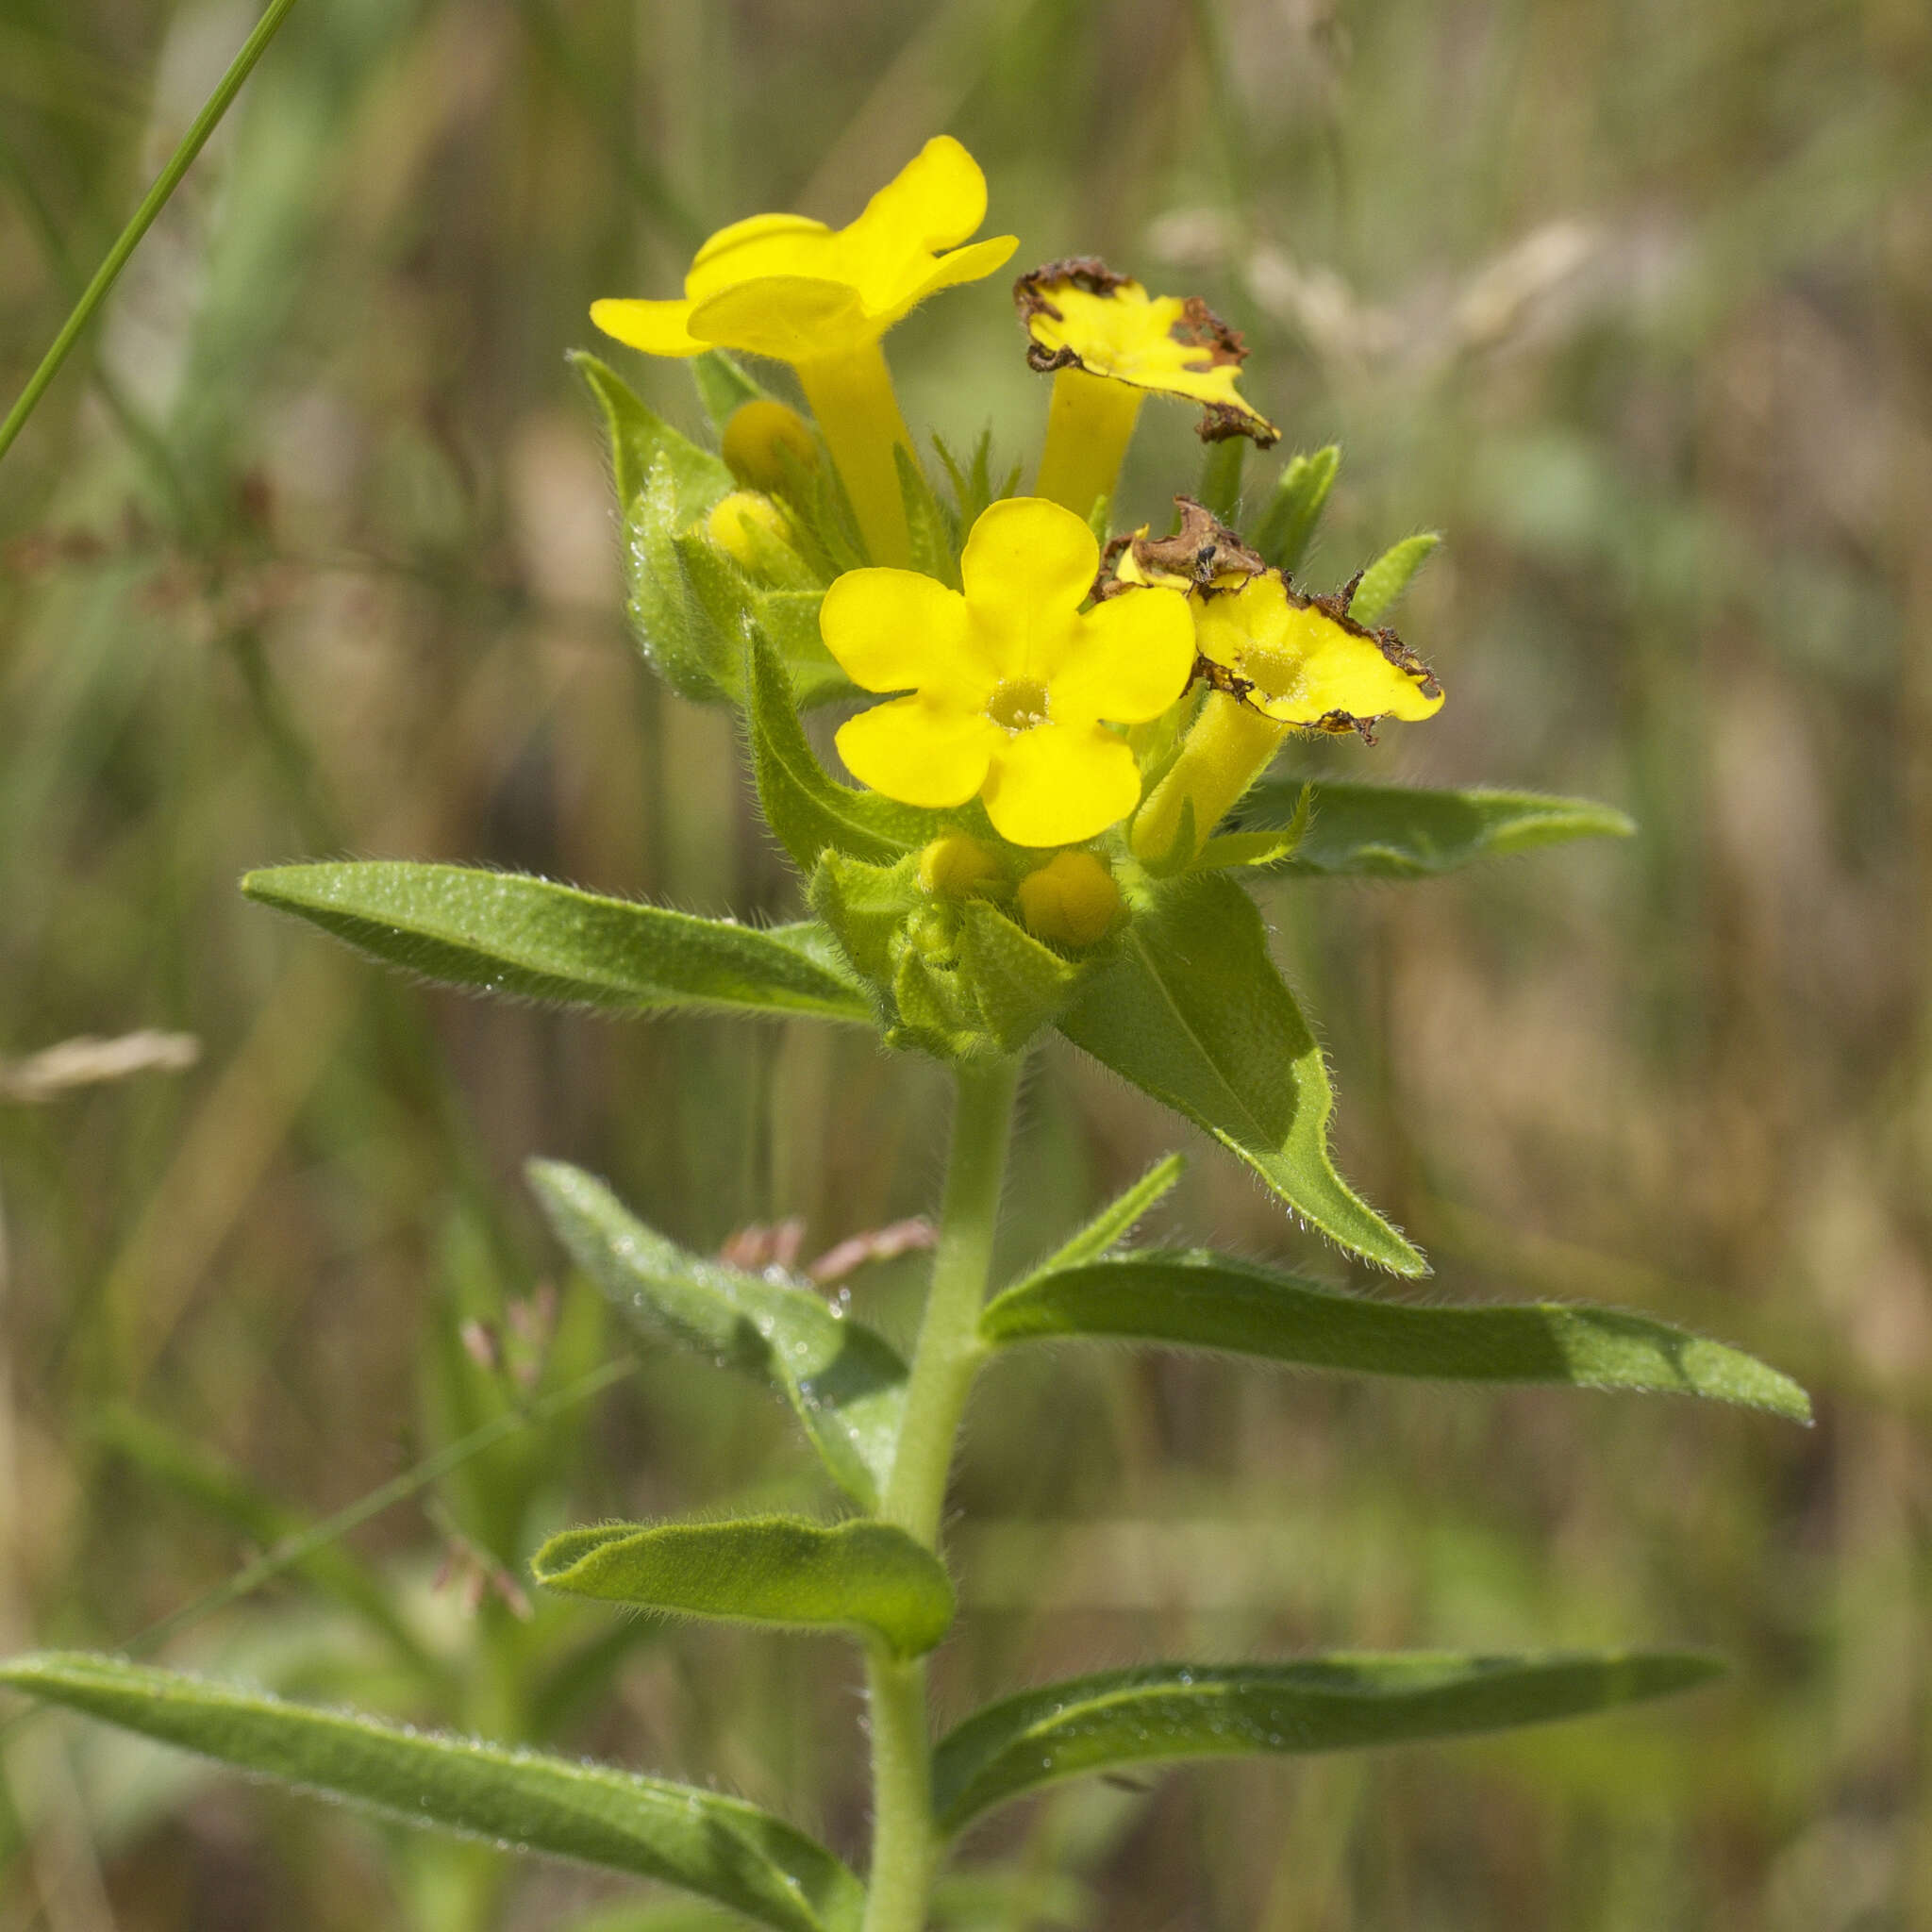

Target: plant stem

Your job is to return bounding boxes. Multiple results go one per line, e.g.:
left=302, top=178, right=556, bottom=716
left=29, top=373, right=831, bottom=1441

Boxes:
left=861, top=1053, right=1022, bottom=1932
left=0, top=0, right=306, bottom=471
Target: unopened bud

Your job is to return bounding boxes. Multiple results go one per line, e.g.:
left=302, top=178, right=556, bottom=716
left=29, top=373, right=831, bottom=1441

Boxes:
left=722, top=399, right=818, bottom=493
left=706, top=490, right=800, bottom=577
left=918, top=833, right=1000, bottom=899
left=1017, top=849, right=1120, bottom=948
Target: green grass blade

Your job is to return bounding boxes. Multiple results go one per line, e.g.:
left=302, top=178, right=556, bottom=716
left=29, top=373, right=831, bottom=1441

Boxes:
left=1241, top=780, right=1636, bottom=878
left=533, top=1516, right=955, bottom=1657
left=1057, top=874, right=1425, bottom=1274
left=933, top=1653, right=1724, bottom=1835
left=242, top=862, right=874, bottom=1024
left=980, top=1251, right=1811, bottom=1421
left=0, top=1655, right=860, bottom=1932
left=526, top=1161, right=908, bottom=1508
left=0, top=0, right=305, bottom=469
left=1029, top=1155, right=1186, bottom=1275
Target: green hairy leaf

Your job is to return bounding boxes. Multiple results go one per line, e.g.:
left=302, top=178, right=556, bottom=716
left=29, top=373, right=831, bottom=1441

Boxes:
left=575, top=352, right=733, bottom=514
left=1253, top=444, right=1339, bottom=575
left=527, top=1161, right=907, bottom=1508
left=242, top=863, right=872, bottom=1024
left=894, top=443, right=962, bottom=588
left=747, top=638, right=936, bottom=874
left=1057, top=874, right=1425, bottom=1275
left=533, top=1516, right=955, bottom=1657
left=1347, top=531, right=1440, bottom=624
left=932, top=1652, right=1723, bottom=1835
left=750, top=591, right=855, bottom=708
left=954, top=900, right=1082, bottom=1052
left=980, top=1252, right=1811, bottom=1421
left=1241, top=780, right=1636, bottom=879
left=0, top=1654, right=861, bottom=1932
left=1031, top=1155, right=1186, bottom=1274
left=1197, top=436, right=1245, bottom=525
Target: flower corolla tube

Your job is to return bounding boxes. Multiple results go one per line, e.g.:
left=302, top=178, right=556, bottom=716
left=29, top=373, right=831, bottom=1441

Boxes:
left=820, top=497, right=1194, bottom=847
left=591, top=136, right=1016, bottom=568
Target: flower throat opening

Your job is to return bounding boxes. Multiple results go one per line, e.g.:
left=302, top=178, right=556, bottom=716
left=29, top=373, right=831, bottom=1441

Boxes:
left=986, top=678, right=1049, bottom=733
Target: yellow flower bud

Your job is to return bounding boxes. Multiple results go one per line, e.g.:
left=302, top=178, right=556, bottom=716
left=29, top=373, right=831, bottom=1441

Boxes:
left=705, top=490, right=800, bottom=577
left=1017, top=850, right=1120, bottom=948
left=918, top=833, right=1001, bottom=899
left=722, top=400, right=819, bottom=494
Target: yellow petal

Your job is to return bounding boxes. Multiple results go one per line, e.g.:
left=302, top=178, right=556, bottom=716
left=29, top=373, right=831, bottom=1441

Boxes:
left=686, top=275, right=872, bottom=360
left=820, top=569, right=990, bottom=700
left=870, top=234, right=1021, bottom=332
left=687, top=212, right=834, bottom=298
left=1194, top=575, right=1444, bottom=725
left=1052, top=586, right=1196, bottom=725
left=1018, top=267, right=1278, bottom=444
left=1017, top=849, right=1120, bottom=947
left=851, top=135, right=990, bottom=257
left=590, top=297, right=707, bottom=358
left=835, top=696, right=999, bottom=808
left=958, top=497, right=1097, bottom=682
left=980, top=723, right=1141, bottom=846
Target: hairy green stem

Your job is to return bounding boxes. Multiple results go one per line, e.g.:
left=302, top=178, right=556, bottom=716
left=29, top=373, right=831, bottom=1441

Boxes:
left=862, top=1053, right=1021, bottom=1932
left=0, top=0, right=305, bottom=471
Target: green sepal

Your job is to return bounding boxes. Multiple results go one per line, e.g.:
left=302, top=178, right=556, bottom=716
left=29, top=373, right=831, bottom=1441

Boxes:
left=526, top=1161, right=908, bottom=1508
left=242, top=862, right=874, bottom=1023
left=1030, top=1153, right=1186, bottom=1274
left=1347, top=531, right=1440, bottom=624
left=956, top=900, right=1083, bottom=1052
left=932, top=1653, right=1723, bottom=1836
left=1191, top=827, right=1304, bottom=872
left=575, top=353, right=737, bottom=704
left=1240, top=779, right=1636, bottom=878
left=1056, top=873, right=1424, bottom=1274
left=811, top=853, right=1089, bottom=1059
left=575, top=351, right=732, bottom=518
left=691, top=348, right=774, bottom=433
left=0, top=1654, right=862, bottom=1932
left=894, top=442, right=961, bottom=588
left=747, top=638, right=937, bottom=874
left=1253, top=444, right=1339, bottom=575
left=532, top=1515, right=955, bottom=1658
left=752, top=589, right=854, bottom=707
left=979, top=1251, right=1811, bottom=1421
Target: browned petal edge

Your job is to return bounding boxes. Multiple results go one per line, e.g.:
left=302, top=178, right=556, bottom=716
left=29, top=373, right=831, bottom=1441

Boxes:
left=1199, top=649, right=1385, bottom=741
left=1285, top=572, right=1445, bottom=702
left=1015, top=257, right=1137, bottom=373
left=1091, top=496, right=1268, bottom=602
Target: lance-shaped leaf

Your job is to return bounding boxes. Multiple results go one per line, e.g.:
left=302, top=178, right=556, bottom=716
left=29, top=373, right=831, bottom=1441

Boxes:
left=1253, top=444, right=1339, bottom=575
left=979, top=1251, right=1811, bottom=1422
left=1057, top=874, right=1424, bottom=1275
left=242, top=864, right=872, bottom=1024
left=1241, top=780, right=1635, bottom=880
left=533, top=1516, right=954, bottom=1658
left=932, top=1652, right=1722, bottom=1835
left=1030, top=1156, right=1186, bottom=1275
left=575, top=351, right=732, bottom=522
left=746, top=636, right=938, bottom=875
left=1347, top=531, right=1440, bottom=624
left=0, top=1654, right=860, bottom=1932
left=527, top=1161, right=907, bottom=1509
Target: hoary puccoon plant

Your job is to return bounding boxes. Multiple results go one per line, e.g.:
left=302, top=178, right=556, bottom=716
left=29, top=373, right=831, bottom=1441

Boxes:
left=4, top=138, right=1809, bottom=1930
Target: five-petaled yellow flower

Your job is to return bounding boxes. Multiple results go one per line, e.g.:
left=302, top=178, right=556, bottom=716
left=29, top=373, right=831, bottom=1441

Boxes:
left=591, top=137, right=1016, bottom=569
left=821, top=498, right=1193, bottom=847
left=1017, top=259, right=1279, bottom=519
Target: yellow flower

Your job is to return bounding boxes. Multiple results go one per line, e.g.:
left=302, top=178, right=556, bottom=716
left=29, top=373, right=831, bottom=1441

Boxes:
left=1015, top=259, right=1280, bottom=518
left=821, top=497, right=1193, bottom=847
left=591, top=137, right=1016, bottom=568
left=1133, top=571, right=1443, bottom=866
left=1192, top=573, right=1443, bottom=730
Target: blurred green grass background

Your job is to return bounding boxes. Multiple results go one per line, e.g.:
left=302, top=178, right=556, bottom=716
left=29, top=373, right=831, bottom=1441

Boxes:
left=2, top=0, right=1928, bottom=1925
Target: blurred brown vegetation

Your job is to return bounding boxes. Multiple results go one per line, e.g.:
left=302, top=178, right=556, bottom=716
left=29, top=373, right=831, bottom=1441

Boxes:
left=2, top=0, right=1930, bottom=1926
